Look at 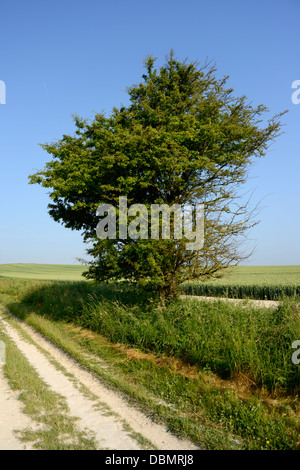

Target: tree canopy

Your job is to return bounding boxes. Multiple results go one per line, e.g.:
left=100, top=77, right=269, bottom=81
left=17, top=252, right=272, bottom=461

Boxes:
left=29, top=51, right=286, bottom=301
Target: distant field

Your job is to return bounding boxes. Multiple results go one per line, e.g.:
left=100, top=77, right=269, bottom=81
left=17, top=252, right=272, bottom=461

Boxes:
left=1, top=263, right=299, bottom=283
left=0, top=263, right=88, bottom=281
left=187, top=265, right=300, bottom=286
left=1, top=263, right=300, bottom=299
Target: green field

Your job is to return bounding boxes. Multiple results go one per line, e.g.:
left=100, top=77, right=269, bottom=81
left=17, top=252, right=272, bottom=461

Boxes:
left=0, top=263, right=88, bottom=281
left=181, top=265, right=300, bottom=300
left=1, top=263, right=300, bottom=282
left=187, top=265, right=300, bottom=286
left=1, top=264, right=299, bottom=300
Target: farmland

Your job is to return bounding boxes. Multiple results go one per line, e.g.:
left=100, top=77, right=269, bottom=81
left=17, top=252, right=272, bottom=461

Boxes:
left=1, top=263, right=300, bottom=301
left=0, top=263, right=299, bottom=450
left=1, top=264, right=300, bottom=294
left=0, top=263, right=88, bottom=281
left=181, top=265, right=300, bottom=300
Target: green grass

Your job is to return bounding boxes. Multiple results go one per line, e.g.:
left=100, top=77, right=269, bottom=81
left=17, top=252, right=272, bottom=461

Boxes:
left=0, top=277, right=299, bottom=450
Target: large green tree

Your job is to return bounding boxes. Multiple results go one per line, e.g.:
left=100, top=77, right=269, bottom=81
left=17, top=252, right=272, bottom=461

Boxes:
left=29, top=52, right=285, bottom=302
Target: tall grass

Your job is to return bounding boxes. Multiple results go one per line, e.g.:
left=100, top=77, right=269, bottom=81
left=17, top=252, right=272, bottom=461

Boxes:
left=10, top=280, right=300, bottom=396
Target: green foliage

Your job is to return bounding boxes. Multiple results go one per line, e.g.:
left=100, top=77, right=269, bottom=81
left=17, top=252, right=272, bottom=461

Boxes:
left=29, top=51, right=286, bottom=300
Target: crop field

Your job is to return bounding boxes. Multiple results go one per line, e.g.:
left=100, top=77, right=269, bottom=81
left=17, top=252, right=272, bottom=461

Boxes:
left=181, top=265, right=300, bottom=300
left=0, top=263, right=88, bottom=281
left=1, top=263, right=299, bottom=285
left=1, top=263, right=299, bottom=301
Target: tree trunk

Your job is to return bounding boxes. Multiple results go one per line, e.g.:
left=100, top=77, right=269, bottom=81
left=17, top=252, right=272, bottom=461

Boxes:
left=158, top=278, right=179, bottom=306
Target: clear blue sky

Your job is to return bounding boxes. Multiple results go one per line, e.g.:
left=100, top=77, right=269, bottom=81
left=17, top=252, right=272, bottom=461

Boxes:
left=0, top=0, right=299, bottom=265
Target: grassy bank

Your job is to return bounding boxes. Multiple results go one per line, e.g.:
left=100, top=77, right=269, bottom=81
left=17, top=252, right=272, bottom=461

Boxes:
left=0, top=277, right=299, bottom=450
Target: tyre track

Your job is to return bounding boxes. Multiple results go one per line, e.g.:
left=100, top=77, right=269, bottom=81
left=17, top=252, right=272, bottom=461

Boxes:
left=0, top=311, right=199, bottom=450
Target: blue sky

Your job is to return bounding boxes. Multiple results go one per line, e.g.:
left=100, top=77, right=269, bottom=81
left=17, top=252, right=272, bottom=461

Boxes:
left=0, top=0, right=299, bottom=265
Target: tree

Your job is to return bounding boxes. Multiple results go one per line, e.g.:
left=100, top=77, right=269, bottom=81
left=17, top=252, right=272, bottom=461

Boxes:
left=29, top=51, right=286, bottom=303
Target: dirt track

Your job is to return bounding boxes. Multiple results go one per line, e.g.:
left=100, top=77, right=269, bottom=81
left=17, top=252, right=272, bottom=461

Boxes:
left=0, top=309, right=199, bottom=451
left=0, top=362, right=35, bottom=450
left=181, top=295, right=279, bottom=309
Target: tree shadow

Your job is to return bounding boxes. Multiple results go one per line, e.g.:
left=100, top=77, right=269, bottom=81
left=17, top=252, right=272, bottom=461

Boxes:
left=7, top=280, right=157, bottom=323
